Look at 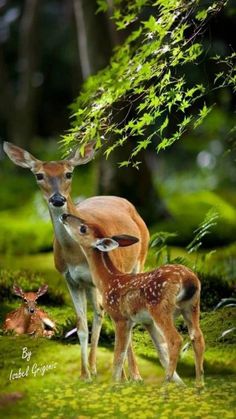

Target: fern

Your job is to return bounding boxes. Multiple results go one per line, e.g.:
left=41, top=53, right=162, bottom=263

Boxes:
left=186, top=208, right=219, bottom=254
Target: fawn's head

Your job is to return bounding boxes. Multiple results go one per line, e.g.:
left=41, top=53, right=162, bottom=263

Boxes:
left=60, top=213, right=139, bottom=253
left=13, top=284, right=48, bottom=314
left=3, top=142, right=95, bottom=209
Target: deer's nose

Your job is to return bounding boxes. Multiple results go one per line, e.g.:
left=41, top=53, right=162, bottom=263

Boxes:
left=49, top=193, right=66, bottom=207
left=29, top=308, right=35, bottom=314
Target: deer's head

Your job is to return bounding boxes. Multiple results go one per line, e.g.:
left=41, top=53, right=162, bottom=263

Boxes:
left=3, top=142, right=95, bottom=209
left=60, top=213, right=139, bottom=252
left=13, top=284, right=48, bottom=315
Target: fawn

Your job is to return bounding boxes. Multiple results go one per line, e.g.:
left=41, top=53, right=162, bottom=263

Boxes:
left=3, top=285, right=56, bottom=337
left=61, top=213, right=205, bottom=385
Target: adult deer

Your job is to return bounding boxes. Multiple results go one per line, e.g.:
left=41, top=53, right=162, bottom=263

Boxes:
left=61, top=213, right=205, bottom=386
left=4, top=141, right=149, bottom=380
left=3, top=284, right=55, bottom=337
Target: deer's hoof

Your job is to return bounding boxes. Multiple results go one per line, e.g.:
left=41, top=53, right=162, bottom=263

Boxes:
left=80, top=372, right=92, bottom=382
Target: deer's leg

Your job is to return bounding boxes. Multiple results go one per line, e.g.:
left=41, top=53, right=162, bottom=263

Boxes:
left=113, top=320, right=132, bottom=382
left=182, top=301, right=205, bottom=386
left=66, top=277, right=90, bottom=380
left=87, top=286, right=104, bottom=376
left=150, top=309, right=183, bottom=383
left=144, top=322, right=184, bottom=385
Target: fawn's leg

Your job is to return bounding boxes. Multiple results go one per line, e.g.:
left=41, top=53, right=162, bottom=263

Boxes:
left=127, top=341, right=143, bottom=381
left=182, top=300, right=205, bottom=385
left=145, top=322, right=184, bottom=385
left=113, top=320, right=133, bottom=382
left=150, top=309, right=183, bottom=382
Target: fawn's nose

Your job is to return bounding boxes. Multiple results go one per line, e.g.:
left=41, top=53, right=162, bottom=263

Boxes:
left=49, top=193, right=66, bottom=207
left=61, top=213, right=69, bottom=223
left=29, top=308, right=35, bottom=314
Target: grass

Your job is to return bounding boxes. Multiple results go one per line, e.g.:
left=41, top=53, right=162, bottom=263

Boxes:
left=0, top=338, right=235, bottom=419
left=0, top=237, right=235, bottom=417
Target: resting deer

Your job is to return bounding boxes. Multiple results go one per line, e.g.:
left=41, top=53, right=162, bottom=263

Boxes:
left=4, top=141, right=149, bottom=380
left=61, top=213, right=205, bottom=386
left=3, top=285, right=55, bottom=337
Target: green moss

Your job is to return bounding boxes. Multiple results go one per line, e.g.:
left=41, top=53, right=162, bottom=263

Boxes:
left=0, top=338, right=235, bottom=419
left=201, top=308, right=236, bottom=346
left=0, top=207, right=53, bottom=255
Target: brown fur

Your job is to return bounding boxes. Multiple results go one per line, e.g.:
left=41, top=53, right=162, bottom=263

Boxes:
left=4, top=141, right=149, bottom=380
left=63, top=217, right=205, bottom=385
left=3, top=289, right=55, bottom=337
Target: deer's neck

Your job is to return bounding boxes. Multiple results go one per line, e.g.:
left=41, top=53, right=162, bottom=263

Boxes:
left=49, top=196, right=78, bottom=247
left=19, top=306, right=32, bottom=330
left=85, top=249, right=126, bottom=293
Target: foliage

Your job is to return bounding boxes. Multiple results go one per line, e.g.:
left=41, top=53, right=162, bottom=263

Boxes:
left=0, top=269, right=66, bottom=306
left=0, top=210, right=52, bottom=255
left=186, top=208, right=219, bottom=254
left=199, top=272, right=234, bottom=311
left=62, top=0, right=230, bottom=166
left=150, top=208, right=235, bottom=311
left=155, top=190, right=236, bottom=246
left=150, top=231, right=177, bottom=264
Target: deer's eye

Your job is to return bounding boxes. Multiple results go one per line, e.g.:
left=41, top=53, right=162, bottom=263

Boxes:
left=65, top=172, right=73, bottom=179
left=80, top=225, right=87, bottom=234
left=36, top=173, right=44, bottom=181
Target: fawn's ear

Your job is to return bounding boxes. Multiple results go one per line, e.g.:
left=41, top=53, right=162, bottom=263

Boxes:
left=111, top=234, right=139, bottom=247
left=67, top=142, right=96, bottom=166
left=13, top=285, right=24, bottom=298
left=3, top=141, right=40, bottom=169
left=93, top=238, right=119, bottom=252
left=36, top=284, right=48, bottom=298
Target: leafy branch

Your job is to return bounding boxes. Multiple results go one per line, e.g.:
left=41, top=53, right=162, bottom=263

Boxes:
left=62, top=0, right=228, bottom=165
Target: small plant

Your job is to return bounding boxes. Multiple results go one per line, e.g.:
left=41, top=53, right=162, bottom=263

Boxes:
left=214, top=298, right=236, bottom=310
left=150, top=231, right=177, bottom=264
left=186, top=208, right=219, bottom=270
left=150, top=208, right=219, bottom=270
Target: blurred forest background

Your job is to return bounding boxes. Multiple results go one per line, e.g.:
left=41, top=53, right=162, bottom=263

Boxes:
left=0, top=1, right=236, bottom=416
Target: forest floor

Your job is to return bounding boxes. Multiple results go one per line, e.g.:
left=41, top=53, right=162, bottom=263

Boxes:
left=0, top=252, right=236, bottom=419
left=0, top=337, right=235, bottom=419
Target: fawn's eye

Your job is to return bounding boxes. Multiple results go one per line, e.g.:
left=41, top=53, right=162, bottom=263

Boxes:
left=65, top=172, right=73, bottom=179
left=80, top=225, right=87, bottom=234
left=36, top=173, right=44, bottom=181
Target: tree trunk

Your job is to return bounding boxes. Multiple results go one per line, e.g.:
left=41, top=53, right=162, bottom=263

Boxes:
left=0, top=0, right=40, bottom=146
left=73, top=0, right=112, bottom=78
left=14, top=0, right=40, bottom=146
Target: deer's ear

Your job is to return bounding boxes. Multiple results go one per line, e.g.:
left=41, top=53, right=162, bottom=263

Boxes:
left=13, top=285, right=24, bottom=297
left=93, top=238, right=119, bottom=252
left=111, top=235, right=139, bottom=247
left=3, top=142, right=40, bottom=170
left=36, top=284, right=48, bottom=298
left=67, top=142, right=95, bottom=166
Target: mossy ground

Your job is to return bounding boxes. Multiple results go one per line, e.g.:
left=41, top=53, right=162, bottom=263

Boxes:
left=0, top=337, right=236, bottom=419
left=0, top=252, right=236, bottom=418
